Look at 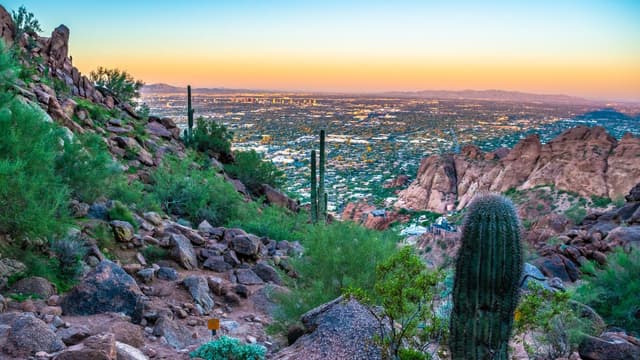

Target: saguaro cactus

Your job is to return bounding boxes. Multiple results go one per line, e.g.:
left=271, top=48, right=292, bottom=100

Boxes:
left=450, top=194, right=523, bottom=360
left=309, top=130, right=327, bottom=223
left=186, top=85, right=194, bottom=141
left=310, top=149, right=318, bottom=223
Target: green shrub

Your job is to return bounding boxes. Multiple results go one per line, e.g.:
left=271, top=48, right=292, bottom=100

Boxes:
left=347, top=246, right=444, bottom=360
left=272, top=222, right=398, bottom=330
left=151, top=155, right=243, bottom=226
left=190, top=336, right=266, bottom=360
left=0, top=41, right=16, bottom=105
left=74, top=98, right=114, bottom=122
left=399, top=348, right=430, bottom=360
left=107, top=201, right=138, bottom=229
left=590, top=195, right=611, bottom=208
left=6, top=243, right=81, bottom=293
left=564, top=203, right=587, bottom=224
left=141, top=245, right=169, bottom=264
left=0, top=99, right=70, bottom=240
left=89, top=67, right=143, bottom=105
left=51, top=235, right=86, bottom=279
left=575, top=248, right=640, bottom=335
left=56, top=132, right=118, bottom=203
left=225, top=150, right=284, bottom=195
left=228, top=205, right=307, bottom=241
left=189, top=117, right=232, bottom=156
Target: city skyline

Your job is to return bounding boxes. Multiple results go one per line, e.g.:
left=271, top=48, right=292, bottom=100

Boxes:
left=5, top=0, right=640, bottom=101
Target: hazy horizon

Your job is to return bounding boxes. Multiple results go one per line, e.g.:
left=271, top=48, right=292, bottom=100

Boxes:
left=6, top=0, right=640, bottom=102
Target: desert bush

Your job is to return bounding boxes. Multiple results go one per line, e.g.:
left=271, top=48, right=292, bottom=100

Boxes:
left=151, top=155, right=243, bottom=226
left=225, top=150, right=284, bottom=195
left=564, top=202, right=587, bottom=224
left=89, top=67, right=143, bottom=105
left=347, top=246, right=444, bottom=360
left=141, top=245, right=169, bottom=264
left=590, top=195, right=611, bottom=208
left=51, top=235, right=87, bottom=279
left=228, top=205, right=307, bottom=242
left=0, top=99, right=70, bottom=240
left=575, top=248, right=640, bottom=335
left=74, top=98, right=115, bottom=122
left=515, top=283, right=598, bottom=359
left=56, top=132, right=118, bottom=203
left=272, top=222, right=398, bottom=330
left=189, top=117, right=232, bottom=156
left=190, top=336, right=266, bottom=360
left=107, top=201, right=139, bottom=229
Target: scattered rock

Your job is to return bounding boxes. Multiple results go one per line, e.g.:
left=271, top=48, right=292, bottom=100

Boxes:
left=9, top=276, right=56, bottom=299
left=231, top=235, right=261, bottom=257
left=254, top=262, right=283, bottom=285
left=55, top=333, right=116, bottom=360
left=169, top=234, right=198, bottom=270
left=61, top=261, right=144, bottom=321
left=137, top=268, right=155, bottom=284
left=203, top=256, right=233, bottom=272
left=58, top=325, right=92, bottom=346
left=152, top=316, right=195, bottom=350
left=111, top=220, right=135, bottom=243
left=116, top=341, right=149, bottom=360
left=235, top=268, right=264, bottom=285
left=0, top=312, right=65, bottom=356
left=157, top=267, right=179, bottom=281
left=182, top=276, right=215, bottom=313
left=532, top=253, right=581, bottom=282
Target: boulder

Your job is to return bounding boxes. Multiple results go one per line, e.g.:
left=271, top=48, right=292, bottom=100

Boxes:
left=231, top=234, right=261, bottom=257
left=183, top=276, right=215, bottom=313
left=579, top=332, right=640, bottom=360
left=263, top=184, right=299, bottom=212
left=61, top=261, right=144, bottom=321
left=235, top=268, right=265, bottom=285
left=605, top=226, right=640, bottom=247
left=55, top=333, right=116, bottom=360
left=0, top=258, right=26, bottom=289
left=157, top=266, right=179, bottom=281
left=626, top=182, right=640, bottom=202
left=254, top=262, right=283, bottom=285
left=169, top=233, right=198, bottom=270
left=145, top=122, right=172, bottom=139
left=0, top=312, right=65, bottom=356
left=273, top=297, right=382, bottom=360
left=532, top=254, right=580, bottom=282
left=47, top=24, right=70, bottom=68
left=9, top=276, right=56, bottom=299
left=143, top=212, right=163, bottom=226
left=0, top=5, right=15, bottom=46
left=152, top=316, right=196, bottom=350
left=116, top=341, right=149, bottom=360
left=203, top=255, right=233, bottom=272
left=110, top=220, right=135, bottom=242
left=58, top=325, right=92, bottom=346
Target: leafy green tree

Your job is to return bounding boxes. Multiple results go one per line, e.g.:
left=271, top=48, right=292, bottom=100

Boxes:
left=89, top=67, right=144, bottom=105
left=11, top=6, right=42, bottom=39
left=225, top=149, right=284, bottom=195
left=347, top=246, right=444, bottom=360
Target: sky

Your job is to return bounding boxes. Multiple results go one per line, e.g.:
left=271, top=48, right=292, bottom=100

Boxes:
left=4, top=0, right=640, bottom=101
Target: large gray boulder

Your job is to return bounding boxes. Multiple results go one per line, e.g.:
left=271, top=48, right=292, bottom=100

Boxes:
left=169, top=233, right=198, bottom=270
left=0, top=312, right=65, bottom=356
left=183, top=276, right=214, bottom=314
left=61, top=261, right=144, bottom=322
left=273, top=297, right=381, bottom=360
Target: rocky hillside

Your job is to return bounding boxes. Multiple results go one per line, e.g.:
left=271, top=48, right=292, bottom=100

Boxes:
left=395, top=126, right=640, bottom=213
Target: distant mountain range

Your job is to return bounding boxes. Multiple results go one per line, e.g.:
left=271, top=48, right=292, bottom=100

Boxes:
left=142, top=83, right=613, bottom=105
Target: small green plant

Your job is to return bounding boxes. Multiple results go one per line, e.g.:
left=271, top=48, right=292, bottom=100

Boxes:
left=225, top=150, right=284, bottom=195
left=51, top=235, right=87, bottom=279
left=564, top=202, right=587, bottom=224
left=189, top=336, right=266, bottom=360
left=74, top=98, right=113, bottom=122
left=141, top=245, right=169, bottom=264
left=514, top=283, right=598, bottom=359
left=590, top=195, right=611, bottom=208
left=89, top=67, right=144, bottom=105
left=228, top=205, right=306, bottom=241
left=347, top=246, right=444, bottom=360
left=108, top=201, right=139, bottom=229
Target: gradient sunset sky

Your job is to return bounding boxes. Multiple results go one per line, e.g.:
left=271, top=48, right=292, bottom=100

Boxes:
left=5, top=0, right=640, bottom=101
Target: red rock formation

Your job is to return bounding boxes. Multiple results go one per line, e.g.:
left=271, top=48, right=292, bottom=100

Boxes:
left=396, top=126, right=640, bottom=212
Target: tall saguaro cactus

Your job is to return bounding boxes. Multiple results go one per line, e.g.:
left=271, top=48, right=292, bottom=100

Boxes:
left=310, top=149, right=318, bottom=223
left=309, top=130, right=327, bottom=223
left=450, top=194, right=523, bottom=360
left=186, top=85, right=194, bottom=142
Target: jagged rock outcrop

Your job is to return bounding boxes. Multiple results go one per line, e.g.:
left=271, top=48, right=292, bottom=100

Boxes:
left=396, top=126, right=640, bottom=213
left=0, top=5, right=14, bottom=46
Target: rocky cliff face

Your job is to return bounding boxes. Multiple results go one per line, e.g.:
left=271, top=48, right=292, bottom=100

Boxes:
left=396, top=126, right=640, bottom=213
